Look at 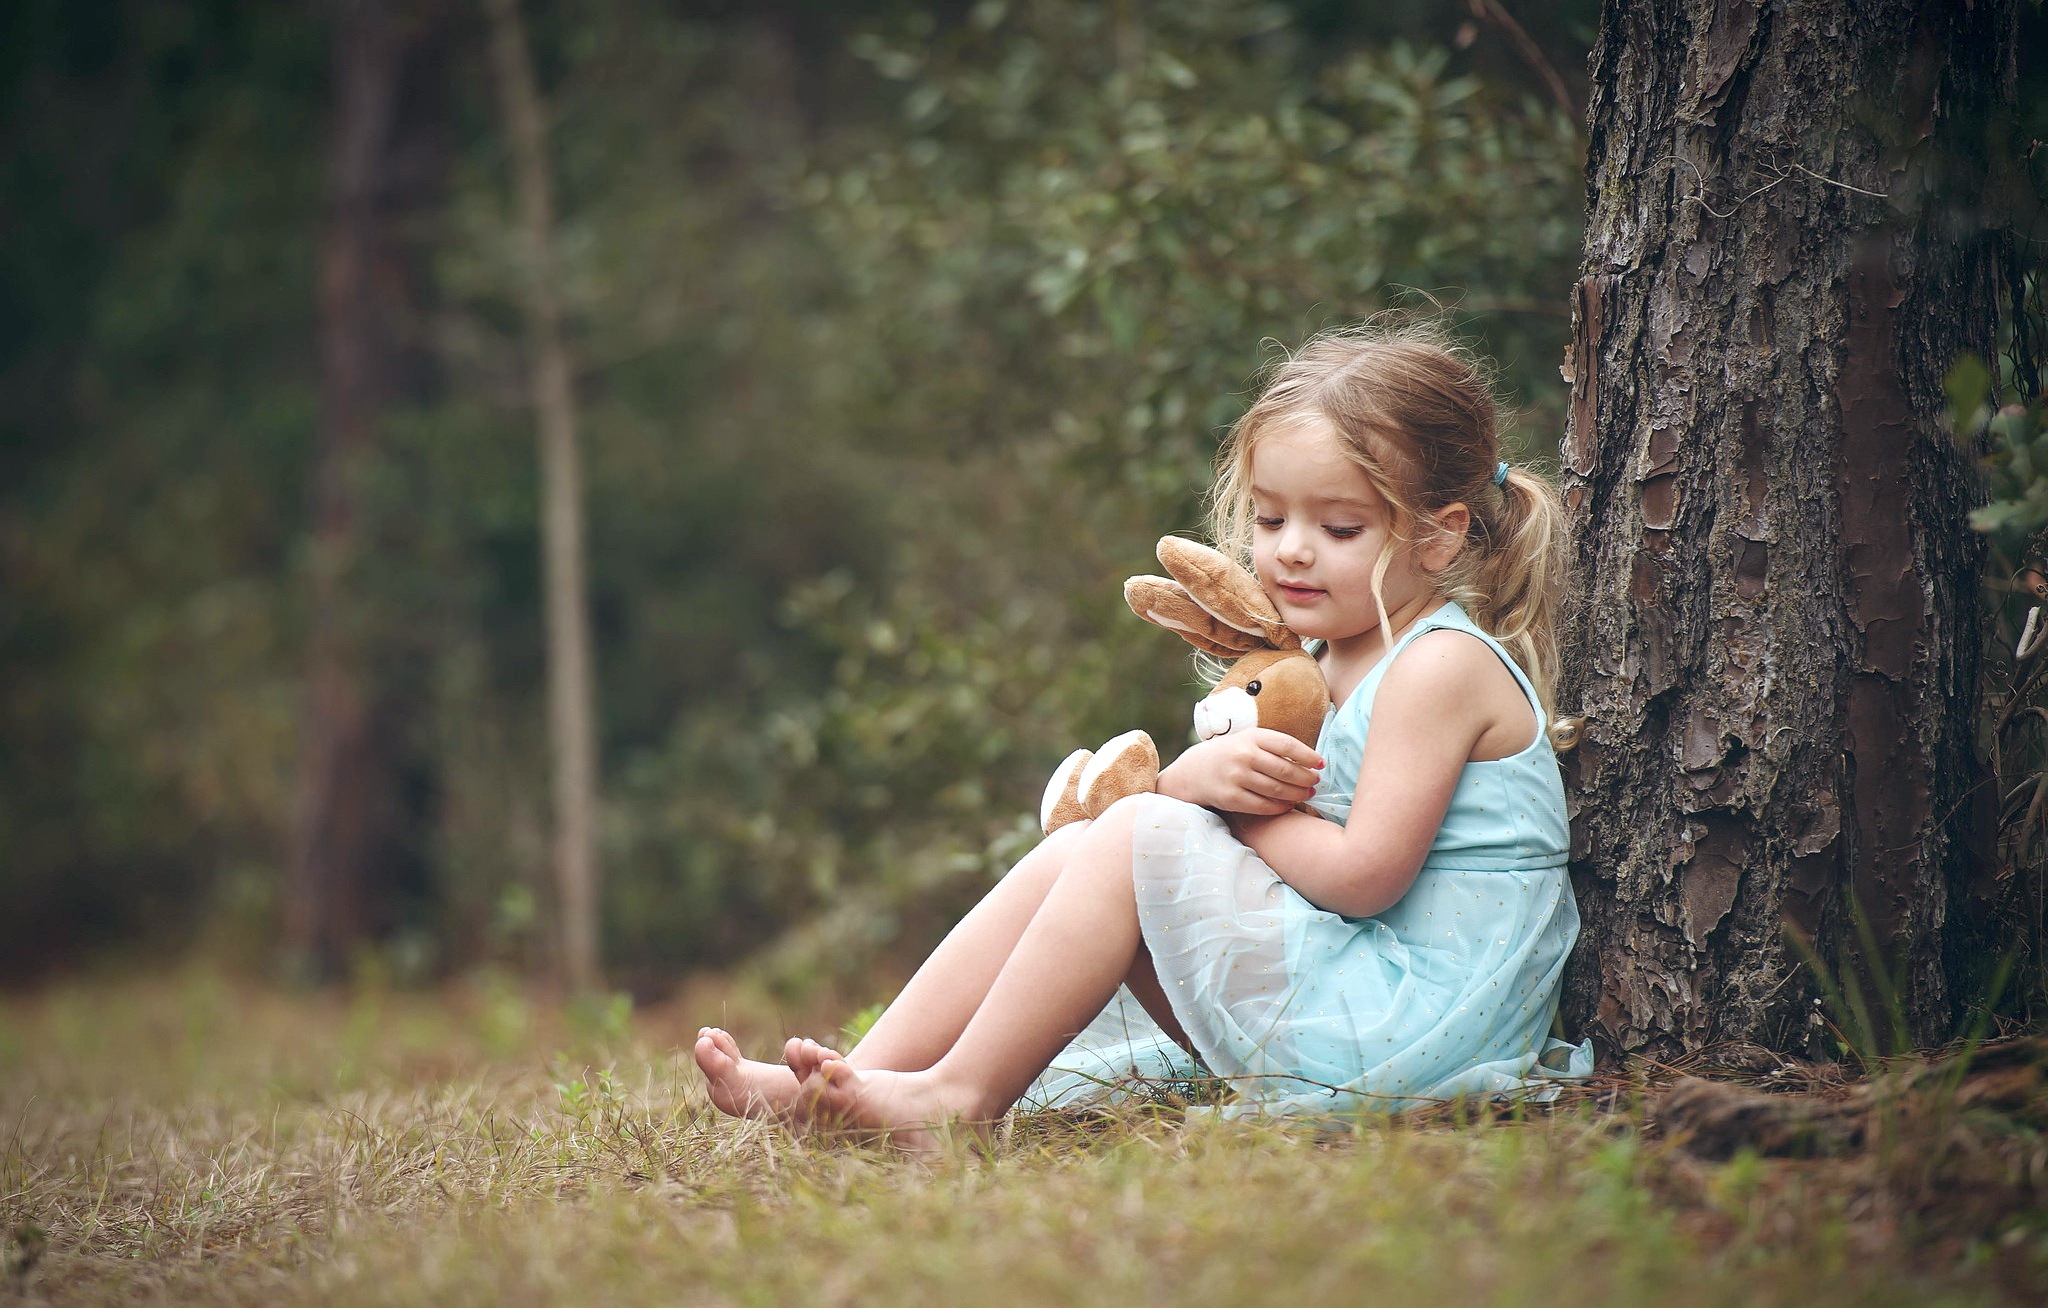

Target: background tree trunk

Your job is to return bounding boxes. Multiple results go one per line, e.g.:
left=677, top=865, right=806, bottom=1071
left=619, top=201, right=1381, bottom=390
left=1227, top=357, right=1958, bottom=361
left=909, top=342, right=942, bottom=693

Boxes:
left=1560, top=0, right=2015, bottom=1059
left=288, top=0, right=448, bottom=980
left=484, top=0, right=602, bottom=993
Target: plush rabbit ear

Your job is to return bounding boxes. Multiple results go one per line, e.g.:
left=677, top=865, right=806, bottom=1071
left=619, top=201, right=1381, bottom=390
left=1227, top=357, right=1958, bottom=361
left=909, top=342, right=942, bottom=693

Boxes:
left=1152, top=536, right=1302, bottom=652
left=1123, top=575, right=1262, bottom=657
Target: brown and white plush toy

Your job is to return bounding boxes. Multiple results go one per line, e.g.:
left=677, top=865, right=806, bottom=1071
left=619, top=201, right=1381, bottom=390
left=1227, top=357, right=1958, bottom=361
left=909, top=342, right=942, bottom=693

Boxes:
left=1040, top=536, right=1333, bottom=834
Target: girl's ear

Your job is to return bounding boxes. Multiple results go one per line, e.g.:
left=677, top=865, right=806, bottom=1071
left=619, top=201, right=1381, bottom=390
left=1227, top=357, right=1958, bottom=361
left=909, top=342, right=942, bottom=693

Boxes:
left=1419, top=502, right=1471, bottom=574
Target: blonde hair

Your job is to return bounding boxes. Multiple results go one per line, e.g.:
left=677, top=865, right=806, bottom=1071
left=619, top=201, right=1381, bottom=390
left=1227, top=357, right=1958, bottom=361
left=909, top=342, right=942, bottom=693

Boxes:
left=1207, top=320, right=1570, bottom=712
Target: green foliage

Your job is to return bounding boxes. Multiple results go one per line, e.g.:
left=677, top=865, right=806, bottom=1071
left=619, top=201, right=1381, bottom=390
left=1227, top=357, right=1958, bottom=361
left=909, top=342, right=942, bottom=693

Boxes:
left=814, top=2, right=1581, bottom=473
left=841, top=999, right=888, bottom=1048
left=566, top=989, right=634, bottom=1048
left=1958, top=351, right=2048, bottom=546
left=0, top=0, right=1582, bottom=989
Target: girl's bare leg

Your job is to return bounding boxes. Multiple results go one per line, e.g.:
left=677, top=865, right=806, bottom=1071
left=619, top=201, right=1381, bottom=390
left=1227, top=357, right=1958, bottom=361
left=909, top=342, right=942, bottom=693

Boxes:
left=840, top=820, right=1083, bottom=1073
left=798, top=814, right=1190, bottom=1076
left=1121, top=946, right=1191, bottom=1054
left=802, top=797, right=1152, bottom=1149
left=699, top=818, right=1089, bottom=1119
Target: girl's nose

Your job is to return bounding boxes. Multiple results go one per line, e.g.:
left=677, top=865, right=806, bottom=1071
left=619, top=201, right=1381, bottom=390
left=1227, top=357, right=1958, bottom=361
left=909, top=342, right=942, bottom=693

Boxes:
left=1277, top=526, right=1314, bottom=565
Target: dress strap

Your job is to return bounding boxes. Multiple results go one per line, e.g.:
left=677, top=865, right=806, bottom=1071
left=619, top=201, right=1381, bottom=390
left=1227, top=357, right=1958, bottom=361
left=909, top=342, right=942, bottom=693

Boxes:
left=1399, top=603, right=1545, bottom=723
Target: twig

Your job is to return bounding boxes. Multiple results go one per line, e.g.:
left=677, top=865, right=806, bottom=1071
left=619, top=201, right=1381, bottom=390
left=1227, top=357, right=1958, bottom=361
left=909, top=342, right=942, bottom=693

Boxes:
left=2017, top=606, right=2046, bottom=660
left=1658, top=154, right=1787, bottom=220
left=2023, top=765, right=2048, bottom=853
left=1658, top=154, right=1889, bottom=221
left=1784, top=161, right=1888, bottom=200
left=1994, top=656, right=2048, bottom=735
left=1467, top=0, right=1578, bottom=122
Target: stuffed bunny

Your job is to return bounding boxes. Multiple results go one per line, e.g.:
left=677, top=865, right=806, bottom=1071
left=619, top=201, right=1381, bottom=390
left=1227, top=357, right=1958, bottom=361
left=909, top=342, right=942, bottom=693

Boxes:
left=1040, top=536, right=1333, bottom=833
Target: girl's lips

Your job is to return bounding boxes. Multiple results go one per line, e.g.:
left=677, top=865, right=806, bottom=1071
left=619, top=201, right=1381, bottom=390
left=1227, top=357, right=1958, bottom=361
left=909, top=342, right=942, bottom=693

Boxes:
left=1277, top=584, right=1325, bottom=602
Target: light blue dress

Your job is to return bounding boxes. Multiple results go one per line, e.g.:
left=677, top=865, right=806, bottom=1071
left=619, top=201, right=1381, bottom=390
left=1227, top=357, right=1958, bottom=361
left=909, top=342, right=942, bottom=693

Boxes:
left=1025, top=601, right=1592, bottom=1118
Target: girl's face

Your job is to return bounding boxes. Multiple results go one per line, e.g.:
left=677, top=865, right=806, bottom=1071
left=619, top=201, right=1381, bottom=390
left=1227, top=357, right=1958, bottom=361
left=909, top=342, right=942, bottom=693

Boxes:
left=1248, top=419, right=1448, bottom=660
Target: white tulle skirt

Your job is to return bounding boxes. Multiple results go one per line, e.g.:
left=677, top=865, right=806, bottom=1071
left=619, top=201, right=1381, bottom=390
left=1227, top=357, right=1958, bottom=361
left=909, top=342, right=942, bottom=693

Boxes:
left=1023, top=794, right=1591, bottom=1118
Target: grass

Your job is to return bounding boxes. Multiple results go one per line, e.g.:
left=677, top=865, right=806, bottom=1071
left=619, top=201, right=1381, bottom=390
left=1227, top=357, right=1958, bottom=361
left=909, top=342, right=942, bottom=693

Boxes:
left=2, top=968, right=2044, bottom=1305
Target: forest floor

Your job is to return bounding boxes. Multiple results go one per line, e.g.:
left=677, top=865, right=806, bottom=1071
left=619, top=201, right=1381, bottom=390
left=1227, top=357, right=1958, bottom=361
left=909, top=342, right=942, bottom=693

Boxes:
left=2, top=968, right=2044, bottom=1306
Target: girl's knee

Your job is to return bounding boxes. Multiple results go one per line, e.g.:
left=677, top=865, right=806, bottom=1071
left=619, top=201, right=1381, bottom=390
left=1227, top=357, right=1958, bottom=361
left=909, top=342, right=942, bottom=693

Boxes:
left=1085, top=793, right=1152, bottom=840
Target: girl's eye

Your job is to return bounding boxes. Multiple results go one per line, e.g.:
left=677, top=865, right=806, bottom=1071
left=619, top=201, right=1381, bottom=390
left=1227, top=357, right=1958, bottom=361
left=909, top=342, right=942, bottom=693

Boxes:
left=1253, top=516, right=1282, bottom=529
left=1324, top=526, right=1364, bottom=539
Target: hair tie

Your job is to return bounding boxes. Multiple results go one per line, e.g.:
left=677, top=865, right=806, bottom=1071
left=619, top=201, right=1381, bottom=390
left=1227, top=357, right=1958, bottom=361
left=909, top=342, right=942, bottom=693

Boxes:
left=1492, top=460, right=1510, bottom=487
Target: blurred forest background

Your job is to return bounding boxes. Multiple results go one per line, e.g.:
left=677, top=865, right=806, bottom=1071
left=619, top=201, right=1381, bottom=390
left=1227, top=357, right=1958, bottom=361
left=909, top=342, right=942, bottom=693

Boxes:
left=0, top=0, right=1674, bottom=1004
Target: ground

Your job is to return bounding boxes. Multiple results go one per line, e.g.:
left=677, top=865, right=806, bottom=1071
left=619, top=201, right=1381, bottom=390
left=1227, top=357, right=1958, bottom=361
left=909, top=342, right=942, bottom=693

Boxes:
left=1, top=969, right=2042, bottom=1305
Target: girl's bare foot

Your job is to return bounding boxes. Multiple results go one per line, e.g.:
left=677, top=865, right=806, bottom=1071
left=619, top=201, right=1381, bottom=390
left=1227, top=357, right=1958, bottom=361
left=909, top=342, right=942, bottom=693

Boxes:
left=694, top=1027, right=806, bottom=1120
left=800, top=1057, right=989, bottom=1154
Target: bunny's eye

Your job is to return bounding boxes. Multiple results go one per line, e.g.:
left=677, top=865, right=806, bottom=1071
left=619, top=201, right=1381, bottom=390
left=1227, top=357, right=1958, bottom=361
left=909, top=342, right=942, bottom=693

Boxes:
left=1246, top=680, right=1263, bottom=696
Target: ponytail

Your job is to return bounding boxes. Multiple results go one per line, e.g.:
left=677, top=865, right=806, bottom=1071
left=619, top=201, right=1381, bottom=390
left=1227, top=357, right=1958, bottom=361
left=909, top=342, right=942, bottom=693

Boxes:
left=1441, top=466, right=1570, bottom=715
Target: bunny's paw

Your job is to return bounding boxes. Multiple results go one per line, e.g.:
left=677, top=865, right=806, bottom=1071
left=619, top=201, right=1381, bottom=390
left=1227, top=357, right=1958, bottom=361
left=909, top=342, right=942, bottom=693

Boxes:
left=1080, top=729, right=1160, bottom=819
left=1041, top=748, right=1096, bottom=834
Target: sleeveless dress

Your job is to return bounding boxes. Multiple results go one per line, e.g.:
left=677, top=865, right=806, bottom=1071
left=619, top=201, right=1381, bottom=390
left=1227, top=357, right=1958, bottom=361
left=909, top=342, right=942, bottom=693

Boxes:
left=1024, top=600, right=1593, bottom=1118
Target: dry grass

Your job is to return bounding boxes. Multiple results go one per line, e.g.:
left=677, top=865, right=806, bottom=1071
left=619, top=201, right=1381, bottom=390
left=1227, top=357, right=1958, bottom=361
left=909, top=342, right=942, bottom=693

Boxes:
left=2, top=969, right=2043, bottom=1305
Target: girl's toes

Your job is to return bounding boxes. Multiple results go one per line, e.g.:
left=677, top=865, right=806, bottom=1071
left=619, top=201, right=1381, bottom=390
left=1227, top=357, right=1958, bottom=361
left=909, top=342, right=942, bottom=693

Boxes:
left=802, top=1061, right=848, bottom=1125
left=694, top=1034, right=741, bottom=1115
left=786, top=1037, right=845, bottom=1082
left=695, top=1031, right=747, bottom=1096
left=693, top=1031, right=725, bottom=1072
left=785, top=1036, right=816, bottom=1078
left=814, top=1056, right=863, bottom=1112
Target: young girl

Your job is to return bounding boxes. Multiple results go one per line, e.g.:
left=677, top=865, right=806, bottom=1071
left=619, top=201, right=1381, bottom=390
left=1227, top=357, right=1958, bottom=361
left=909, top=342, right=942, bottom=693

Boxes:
left=695, top=324, right=1589, bottom=1145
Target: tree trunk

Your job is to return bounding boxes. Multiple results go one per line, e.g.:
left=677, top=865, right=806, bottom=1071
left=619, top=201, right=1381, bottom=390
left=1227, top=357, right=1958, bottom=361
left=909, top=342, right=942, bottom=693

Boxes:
left=288, top=0, right=447, bottom=980
left=1560, top=0, right=2014, bottom=1059
left=483, top=0, right=602, bottom=993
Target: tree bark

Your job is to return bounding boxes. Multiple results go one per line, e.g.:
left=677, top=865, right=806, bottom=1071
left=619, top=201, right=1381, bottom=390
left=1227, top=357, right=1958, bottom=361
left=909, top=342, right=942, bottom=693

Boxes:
left=483, top=0, right=602, bottom=993
left=289, top=0, right=447, bottom=980
left=1561, top=0, right=2014, bottom=1059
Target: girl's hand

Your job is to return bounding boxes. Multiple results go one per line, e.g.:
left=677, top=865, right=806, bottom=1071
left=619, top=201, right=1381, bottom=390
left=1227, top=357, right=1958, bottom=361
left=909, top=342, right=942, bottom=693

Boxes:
left=1158, top=729, right=1324, bottom=815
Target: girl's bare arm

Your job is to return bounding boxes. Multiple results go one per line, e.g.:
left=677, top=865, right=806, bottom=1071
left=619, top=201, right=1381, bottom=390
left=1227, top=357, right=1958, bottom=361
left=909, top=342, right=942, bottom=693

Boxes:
left=1231, top=634, right=1509, bottom=917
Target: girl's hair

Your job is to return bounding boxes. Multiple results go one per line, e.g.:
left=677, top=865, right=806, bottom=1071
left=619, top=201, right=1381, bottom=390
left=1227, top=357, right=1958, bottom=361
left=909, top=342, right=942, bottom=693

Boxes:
left=1207, top=319, right=1570, bottom=713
